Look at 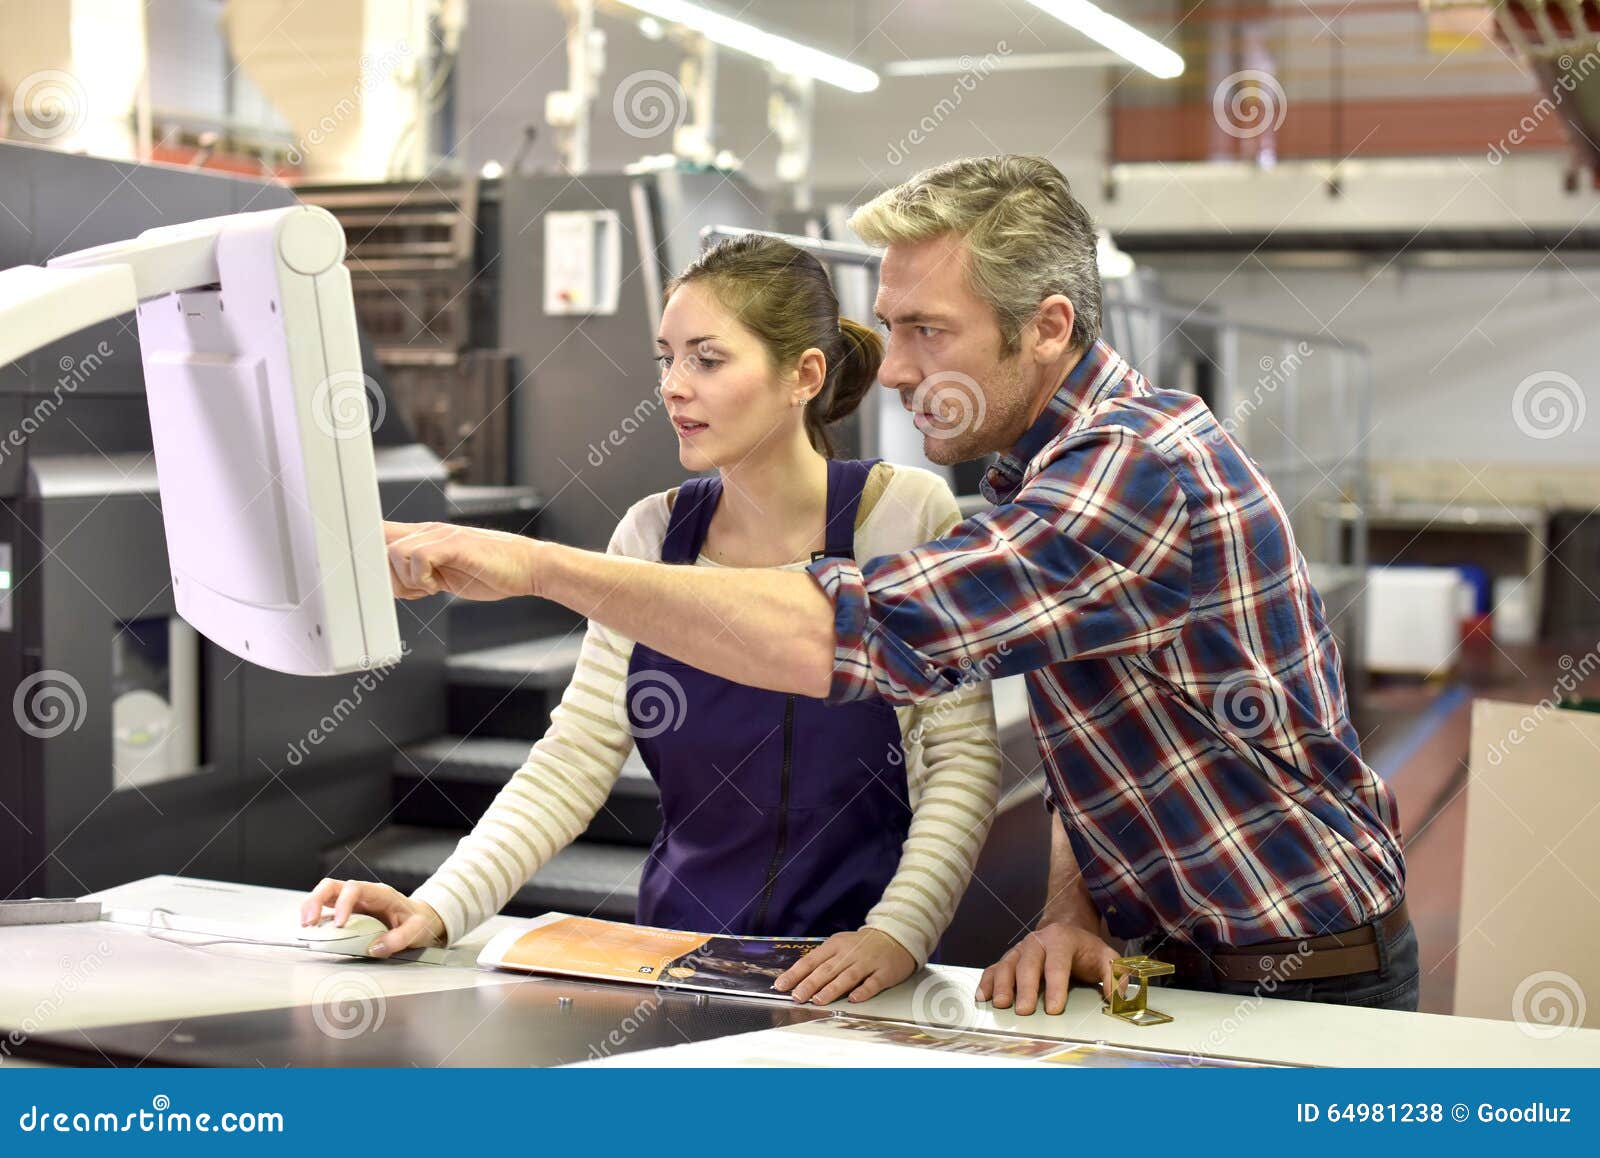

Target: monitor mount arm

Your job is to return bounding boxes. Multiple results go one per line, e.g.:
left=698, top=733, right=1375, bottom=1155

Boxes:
left=0, top=209, right=343, bottom=367
left=0, top=219, right=231, bottom=368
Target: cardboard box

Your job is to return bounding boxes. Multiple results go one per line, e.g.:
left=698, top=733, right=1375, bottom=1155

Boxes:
left=1455, top=699, right=1600, bottom=1030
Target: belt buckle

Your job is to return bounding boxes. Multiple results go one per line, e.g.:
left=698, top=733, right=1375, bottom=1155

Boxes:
left=1103, top=954, right=1177, bottom=1026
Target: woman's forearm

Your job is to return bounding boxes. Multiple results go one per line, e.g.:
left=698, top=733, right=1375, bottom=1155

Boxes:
left=866, top=686, right=1001, bottom=964
left=410, top=621, right=637, bottom=943
left=534, top=541, right=838, bottom=698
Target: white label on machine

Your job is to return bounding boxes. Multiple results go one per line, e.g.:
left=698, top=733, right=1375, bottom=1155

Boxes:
left=544, top=209, right=622, bottom=316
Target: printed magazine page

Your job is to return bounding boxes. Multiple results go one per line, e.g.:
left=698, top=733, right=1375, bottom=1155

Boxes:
left=477, top=913, right=824, bottom=999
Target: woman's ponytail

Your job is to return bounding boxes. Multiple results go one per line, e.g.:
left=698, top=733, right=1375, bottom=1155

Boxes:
left=809, top=316, right=884, bottom=456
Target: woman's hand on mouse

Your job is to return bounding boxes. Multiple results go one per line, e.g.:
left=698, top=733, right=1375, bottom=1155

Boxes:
left=773, top=926, right=917, bottom=1005
left=383, top=520, right=542, bottom=602
left=299, top=877, right=448, bottom=957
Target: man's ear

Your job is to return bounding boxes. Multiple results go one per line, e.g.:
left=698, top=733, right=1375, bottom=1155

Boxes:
left=1027, top=294, right=1077, bottom=364
left=792, top=347, right=828, bottom=406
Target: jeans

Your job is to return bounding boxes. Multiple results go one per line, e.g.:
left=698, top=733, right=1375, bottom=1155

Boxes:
left=1135, top=918, right=1421, bottom=1012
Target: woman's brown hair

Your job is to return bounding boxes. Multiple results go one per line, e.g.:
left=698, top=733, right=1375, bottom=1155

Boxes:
left=664, top=234, right=883, bottom=458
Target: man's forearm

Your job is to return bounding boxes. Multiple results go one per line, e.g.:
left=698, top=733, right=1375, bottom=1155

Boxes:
left=1041, top=816, right=1102, bottom=932
left=534, top=541, right=838, bottom=697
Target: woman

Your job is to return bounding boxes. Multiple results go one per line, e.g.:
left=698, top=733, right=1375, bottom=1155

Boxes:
left=303, top=235, right=999, bottom=1006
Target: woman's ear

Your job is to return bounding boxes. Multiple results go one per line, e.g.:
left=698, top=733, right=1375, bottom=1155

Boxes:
left=791, top=347, right=828, bottom=407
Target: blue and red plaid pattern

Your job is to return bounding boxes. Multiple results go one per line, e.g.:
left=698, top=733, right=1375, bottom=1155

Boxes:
left=808, top=340, right=1403, bottom=949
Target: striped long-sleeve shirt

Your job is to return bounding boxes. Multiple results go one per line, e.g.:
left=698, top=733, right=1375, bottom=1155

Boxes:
left=809, top=340, right=1404, bottom=951
left=412, top=464, right=1000, bottom=964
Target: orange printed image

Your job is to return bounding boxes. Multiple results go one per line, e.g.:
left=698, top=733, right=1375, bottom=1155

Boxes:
left=501, top=916, right=713, bottom=981
left=479, top=913, right=824, bottom=999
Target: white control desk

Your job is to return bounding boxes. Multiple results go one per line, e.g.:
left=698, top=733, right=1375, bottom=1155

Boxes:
left=2, top=877, right=1596, bottom=1068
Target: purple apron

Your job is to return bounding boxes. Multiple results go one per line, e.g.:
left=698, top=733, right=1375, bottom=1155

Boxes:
left=628, top=458, right=910, bottom=937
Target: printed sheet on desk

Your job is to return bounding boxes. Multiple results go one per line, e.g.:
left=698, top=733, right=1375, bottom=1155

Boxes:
left=574, top=1015, right=1282, bottom=1068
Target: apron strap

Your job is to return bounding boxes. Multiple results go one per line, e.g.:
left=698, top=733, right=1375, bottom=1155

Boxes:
left=659, top=476, right=722, bottom=564
left=663, top=459, right=879, bottom=565
left=815, top=458, right=881, bottom=563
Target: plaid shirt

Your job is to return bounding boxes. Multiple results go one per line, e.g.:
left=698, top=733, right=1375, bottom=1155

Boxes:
left=809, top=340, right=1404, bottom=949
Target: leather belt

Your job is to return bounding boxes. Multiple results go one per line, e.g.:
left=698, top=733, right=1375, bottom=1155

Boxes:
left=1148, top=898, right=1410, bottom=985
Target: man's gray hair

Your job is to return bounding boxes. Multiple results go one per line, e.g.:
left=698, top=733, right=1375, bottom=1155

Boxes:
left=849, top=154, right=1103, bottom=355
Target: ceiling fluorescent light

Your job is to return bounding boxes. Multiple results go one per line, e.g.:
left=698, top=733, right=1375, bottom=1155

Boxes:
left=616, top=1, right=880, bottom=92
left=885, top=51, right=1120, bottom=77
left=1024, top=0, right=1184, bottom=79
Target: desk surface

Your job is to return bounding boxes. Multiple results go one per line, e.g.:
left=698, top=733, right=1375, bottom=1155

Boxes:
left=13, top=978, right=830, bottom=1069
left=0, top=887, right=526, bottom=1035
left=3, top=877, right=1598, bottom=1068
left=848, top=968, right=1600, bottom=1068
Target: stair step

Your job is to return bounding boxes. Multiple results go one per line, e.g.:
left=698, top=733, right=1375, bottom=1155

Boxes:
left=323, top=824, right=643, bottom=923
left=401, top=736, right=657, bottom=796
left=443, top=593, right=581, bottom=657
left=448, top=634, right=585, bottom=690
left=446, top=634, right=587, bottom=738
left=443, top=483, right=543, bottom=523
left=390, top=736, right=660, bottom=845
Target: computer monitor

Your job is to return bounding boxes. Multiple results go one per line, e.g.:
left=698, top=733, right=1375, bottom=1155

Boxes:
left=0, top=206, right=401, bottom=677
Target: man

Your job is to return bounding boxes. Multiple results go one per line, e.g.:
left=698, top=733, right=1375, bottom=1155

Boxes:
left=386, top=155, right=1413, bottom=1014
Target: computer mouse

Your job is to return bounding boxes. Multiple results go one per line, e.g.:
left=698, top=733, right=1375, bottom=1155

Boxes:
left=296, top=913, right=388, bottom=956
